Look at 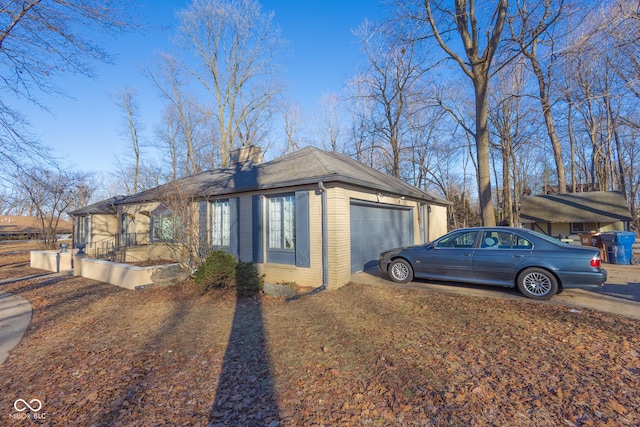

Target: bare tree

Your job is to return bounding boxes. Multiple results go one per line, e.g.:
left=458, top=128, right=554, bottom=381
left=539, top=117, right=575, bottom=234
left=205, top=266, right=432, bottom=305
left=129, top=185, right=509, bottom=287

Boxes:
left=11, top=167, right=95, bottom=248
left=566, top=0, right=640, bottom=224
left=154, top=105, right=182, bottom=182
left=148, top=53, right=214, bottom=176
left=344, top=82, right=376, bottom=166
left=151, top=102, right=219, bottom=184
left=604, top=0, right=640, bottom=226
left=282, top=102, right=305, bottom=155
left=155, top=181, right=210, bottom=272
left=315, top=94, right=344, bottom=152
left=113, top=87, right=143, bottom=194
left=489, top=57, right=538, bottom=225
left=419, top=0, right=508, bottom=226
left=509, top=0, right=572, bottom=194
left=350, top=19, right=430, bottom=178
left=175, top=0, right=287, bottom=166
left=0, top=0, right=138, bottom=172
left=405, top=100, right=448, bottom=191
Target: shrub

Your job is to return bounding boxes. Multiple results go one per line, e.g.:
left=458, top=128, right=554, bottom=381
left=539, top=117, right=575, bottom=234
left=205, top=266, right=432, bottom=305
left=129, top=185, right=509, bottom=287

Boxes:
left=236, top=261, right=264, bottom=297
left=194, top=250, right=237, bottom=295
left=193, top=250, right=264, bottom=297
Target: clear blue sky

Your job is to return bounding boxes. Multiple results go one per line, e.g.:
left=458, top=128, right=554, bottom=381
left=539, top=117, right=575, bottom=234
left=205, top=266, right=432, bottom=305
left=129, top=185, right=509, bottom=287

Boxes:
left=19, top=0, right=385, bottom=175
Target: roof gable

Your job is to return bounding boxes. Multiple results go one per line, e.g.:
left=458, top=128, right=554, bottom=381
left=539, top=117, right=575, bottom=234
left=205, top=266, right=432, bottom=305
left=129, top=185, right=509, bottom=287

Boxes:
left=520, top=191, right=632, bottom=223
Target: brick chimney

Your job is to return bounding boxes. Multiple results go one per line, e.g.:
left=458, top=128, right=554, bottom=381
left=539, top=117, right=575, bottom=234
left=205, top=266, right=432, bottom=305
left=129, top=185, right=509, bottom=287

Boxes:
left=230, top=145, right=263, bottom=165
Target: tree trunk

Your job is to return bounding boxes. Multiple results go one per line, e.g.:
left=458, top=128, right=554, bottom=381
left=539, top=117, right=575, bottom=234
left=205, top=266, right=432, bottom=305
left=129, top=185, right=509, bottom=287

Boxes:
left=528, top=54, right=567, bottom=194
left=474, top=73, right=496, bottom=226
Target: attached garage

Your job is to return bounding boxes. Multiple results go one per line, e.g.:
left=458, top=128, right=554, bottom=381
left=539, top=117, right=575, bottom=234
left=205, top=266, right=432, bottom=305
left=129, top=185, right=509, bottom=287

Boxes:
left=350, top=200, right=414, bottom=273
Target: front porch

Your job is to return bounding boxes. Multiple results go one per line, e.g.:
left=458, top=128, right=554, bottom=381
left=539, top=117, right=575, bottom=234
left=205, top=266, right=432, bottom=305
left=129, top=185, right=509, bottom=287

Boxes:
left=79, top=232, right=182, bottom=265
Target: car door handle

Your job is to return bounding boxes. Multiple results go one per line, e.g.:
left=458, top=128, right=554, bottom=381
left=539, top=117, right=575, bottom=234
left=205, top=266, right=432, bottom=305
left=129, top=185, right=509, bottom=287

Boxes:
left=513, top=255, right=524, bottom=258
left=462, top=253, right=472, bottom=257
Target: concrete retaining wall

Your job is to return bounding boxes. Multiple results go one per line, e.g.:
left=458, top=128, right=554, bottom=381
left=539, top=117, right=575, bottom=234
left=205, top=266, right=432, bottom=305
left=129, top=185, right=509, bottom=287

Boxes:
left=30, top=251, right=73, bottom=273
left=73, top=256, right=156, bottom=290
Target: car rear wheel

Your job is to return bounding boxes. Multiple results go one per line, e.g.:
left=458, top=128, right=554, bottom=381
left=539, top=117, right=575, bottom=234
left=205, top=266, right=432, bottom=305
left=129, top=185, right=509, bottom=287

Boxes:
left=517, top=267, right=558, bottom=300
left=388, top=259, right=413, bottom=283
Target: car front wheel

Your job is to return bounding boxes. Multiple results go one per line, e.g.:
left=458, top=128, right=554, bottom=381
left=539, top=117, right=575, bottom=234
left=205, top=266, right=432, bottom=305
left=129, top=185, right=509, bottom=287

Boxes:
left=388, top=259, right=413, bottom=283
left=517, top=267, right=558, bottom=300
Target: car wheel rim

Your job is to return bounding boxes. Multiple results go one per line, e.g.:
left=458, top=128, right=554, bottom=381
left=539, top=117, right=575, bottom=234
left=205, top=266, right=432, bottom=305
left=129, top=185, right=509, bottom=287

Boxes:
left=391, top=263, right=408, bottom=281
left=522, top=272, right=552, bottom=296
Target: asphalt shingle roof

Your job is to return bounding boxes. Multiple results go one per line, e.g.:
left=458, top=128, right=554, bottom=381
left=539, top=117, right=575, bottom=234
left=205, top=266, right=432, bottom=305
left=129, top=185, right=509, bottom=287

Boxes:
left=68, top=196, right=126, bottom=216
left=110, top=147, right=449, bottom=206
left=520, top=191, right=632, bottom=223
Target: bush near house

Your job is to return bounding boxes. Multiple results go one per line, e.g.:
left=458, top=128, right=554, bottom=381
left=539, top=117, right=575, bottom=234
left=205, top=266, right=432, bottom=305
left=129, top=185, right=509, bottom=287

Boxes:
left=235, top=261, right=264, bottom=297
left=194, top=250, right=263, bottom=296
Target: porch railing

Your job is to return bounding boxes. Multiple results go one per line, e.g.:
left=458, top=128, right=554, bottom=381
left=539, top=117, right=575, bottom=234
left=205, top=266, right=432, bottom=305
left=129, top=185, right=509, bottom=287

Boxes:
left=80, top=232, right=147, bottom=263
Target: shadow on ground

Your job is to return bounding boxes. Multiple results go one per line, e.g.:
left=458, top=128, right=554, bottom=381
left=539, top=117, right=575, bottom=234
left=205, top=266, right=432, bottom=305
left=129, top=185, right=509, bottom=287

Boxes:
left=209, top=293, right=280, bottom=426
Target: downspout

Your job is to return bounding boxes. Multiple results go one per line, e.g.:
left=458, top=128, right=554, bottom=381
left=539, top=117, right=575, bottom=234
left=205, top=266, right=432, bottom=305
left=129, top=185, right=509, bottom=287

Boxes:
left=71, top=216, right=76, bottom=268
left=426, top=204, right=431, bottom=243
left=318, top=181, right=328, bottom=290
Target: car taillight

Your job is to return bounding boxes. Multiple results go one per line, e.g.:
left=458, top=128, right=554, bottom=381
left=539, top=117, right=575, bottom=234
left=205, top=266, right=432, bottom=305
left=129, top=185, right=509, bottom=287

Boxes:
left=590, top=256, right=601, bottom=268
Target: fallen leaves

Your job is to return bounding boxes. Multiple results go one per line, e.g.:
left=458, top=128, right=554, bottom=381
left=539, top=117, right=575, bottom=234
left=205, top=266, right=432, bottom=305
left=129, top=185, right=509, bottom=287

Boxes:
left=0, top=247, right=639, bottom=426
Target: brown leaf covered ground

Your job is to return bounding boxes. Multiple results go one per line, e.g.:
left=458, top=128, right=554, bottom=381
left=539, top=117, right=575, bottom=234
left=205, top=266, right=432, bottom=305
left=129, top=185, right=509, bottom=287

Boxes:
left=1, top=244, right=639, bottom=426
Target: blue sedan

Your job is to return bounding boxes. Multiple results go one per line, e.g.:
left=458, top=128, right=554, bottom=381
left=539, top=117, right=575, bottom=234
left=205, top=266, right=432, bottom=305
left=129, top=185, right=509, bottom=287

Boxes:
left=378, top=227, right=607, bottom=300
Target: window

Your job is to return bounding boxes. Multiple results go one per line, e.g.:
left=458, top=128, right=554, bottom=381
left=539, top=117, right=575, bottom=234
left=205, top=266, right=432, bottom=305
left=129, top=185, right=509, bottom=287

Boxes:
left=268, top=195, right=295, bottom=250
left=480, top=231, right=499, bottom=249
left=211, top=200, right=230, bottom=247
left=572, top=222, right=600, bottom=234
left=151, top=209, right=176, bottom=241
left=511, top=234, right=533, bottom=249
left=259, top=191, right=309, bottom=267
left=76, top=216, right=88, bottom=243
left=435, top=230, right=478, bottom=248
left=121, top=213, right=130, bottom=235
left=570, top=222, right=585, bottom=234
left=479, top=230, right=532, bottom=250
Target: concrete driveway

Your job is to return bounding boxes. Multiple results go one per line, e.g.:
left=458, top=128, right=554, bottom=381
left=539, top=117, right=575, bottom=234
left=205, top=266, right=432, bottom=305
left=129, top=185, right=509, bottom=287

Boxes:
left=352, top=263, right=640, bottom=320
left=0, top=292, right=32, bottom=365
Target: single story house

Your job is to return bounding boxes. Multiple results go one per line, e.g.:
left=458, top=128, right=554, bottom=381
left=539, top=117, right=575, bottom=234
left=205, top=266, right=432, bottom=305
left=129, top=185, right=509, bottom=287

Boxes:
left=519, top=191, right=633, bottom=237
left=69, top=146, right=450, bottom=289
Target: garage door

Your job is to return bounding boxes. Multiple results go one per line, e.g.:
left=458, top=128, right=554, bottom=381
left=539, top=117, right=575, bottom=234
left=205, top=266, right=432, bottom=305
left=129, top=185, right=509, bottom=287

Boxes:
left=350, top=201, right=413, bottom=273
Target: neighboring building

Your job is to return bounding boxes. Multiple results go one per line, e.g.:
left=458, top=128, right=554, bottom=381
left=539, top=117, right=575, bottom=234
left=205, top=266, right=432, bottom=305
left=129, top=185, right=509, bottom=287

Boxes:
left=69, top=147, right=450, bottom=289
left=519, top=191, right=633, bottom=237
left=0, top=216, right=72, bottom=240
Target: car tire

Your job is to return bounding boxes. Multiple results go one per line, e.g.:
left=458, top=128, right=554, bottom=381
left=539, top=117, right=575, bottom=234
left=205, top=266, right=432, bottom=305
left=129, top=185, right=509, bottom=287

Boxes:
left=388, top=259, right=413, bottom=283
left=517, top=267, right=558, bottom=300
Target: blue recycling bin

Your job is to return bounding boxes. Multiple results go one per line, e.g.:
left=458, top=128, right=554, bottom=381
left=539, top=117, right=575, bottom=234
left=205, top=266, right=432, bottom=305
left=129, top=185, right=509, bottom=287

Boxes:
left=601, top=231, right=636, bottom=264
left=616, top=231, right=637, bottom=265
